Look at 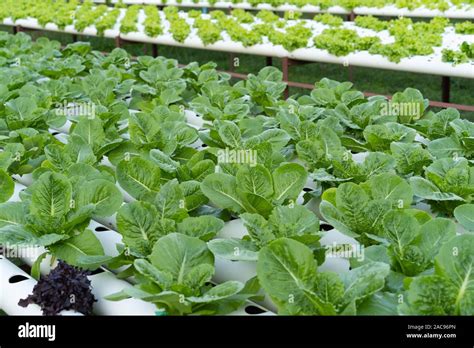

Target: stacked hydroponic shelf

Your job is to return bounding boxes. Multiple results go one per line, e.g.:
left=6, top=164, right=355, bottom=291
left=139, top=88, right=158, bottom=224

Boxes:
left=0, top=1, right=473, bottom=318
left=1, top=1, right=473, bottom=78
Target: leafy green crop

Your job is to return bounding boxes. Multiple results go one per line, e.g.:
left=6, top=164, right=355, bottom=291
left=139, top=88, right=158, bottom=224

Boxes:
left=410, top=157, right=474, bottom=214
left=400, top=235, right=474, bottom=315
left=257, top=237, right=390, bottom=315
left=106, top=233, right=259, bottom=315
left=0, top=172, right=123, bottom=267
left=0, top=28, right=472, bottom=316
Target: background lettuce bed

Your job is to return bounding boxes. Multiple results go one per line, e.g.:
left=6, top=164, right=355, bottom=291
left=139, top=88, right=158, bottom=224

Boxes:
left=0, top=31, right=472, bottom=316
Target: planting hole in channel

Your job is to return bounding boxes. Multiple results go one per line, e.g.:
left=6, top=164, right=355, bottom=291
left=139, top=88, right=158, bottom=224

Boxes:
left=320, top=223, right=333, bottom=231
left=244, top=305, right=267, bottom=315
left=303, top=187, right=312, bottom=192
left=9, top=275, right=29, bottom=283
left=95, top=226, right=109, bottom=232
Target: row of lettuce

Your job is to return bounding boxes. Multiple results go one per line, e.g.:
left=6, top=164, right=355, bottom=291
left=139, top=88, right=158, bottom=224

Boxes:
left=0, top=1, right=473, bottom=64
left=102, top=0, right=473, bottom=11
left=0, top=31, right=473, bottom=315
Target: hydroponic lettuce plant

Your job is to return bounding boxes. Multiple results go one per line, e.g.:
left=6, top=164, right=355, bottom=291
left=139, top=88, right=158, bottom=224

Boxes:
left=424, top=116, right=474, bottom=160
left=354, top=15, right=389, bottom=32
left=74, top=2, right=108, bottom=33
left=108, top=108, right=199, bottom=166
left=257, top=237, right=390, bottom=315
left=454, top=204, right=474, bottom=232
left=233, top=67, right=287, bottom=113
left=313, top=13, right=343, bottom=27
left=114, top=179, right=224, bottom=258
left=400, top=234, right=474, bottom=315
left=314, top=28, right=381, bottom=56
left=105, top=233, right=260, bottom=315
left=131, top=59, right=188, bottom=108
left=409, top=157, right=474, bottom=214
left=311, top=151, right=397, bottom=185
left=269, top=23, right=313, bottom=51
left=194, top=19, right=222, bottom=46
left=0, top=171, right=122, bottom=268
left=95, top=8, right=120, bottom=36
left=201, top=119, right=290, bottom=156
left=320, top=172, right=418, bottom=245
left=455, top=21, right=474, bottom=34
left=120, top=5, right=140, bottom=34
left=390, top=142, right=433, bottom=177
left=361, top=211, right=457, bottom=277
left=40, top=117, right=124, bottom=169
left=143, top=5, right=163, bottom=37
left=298, top=78, right=365, bottom=109
left=201, top=162, right=307, bottom=217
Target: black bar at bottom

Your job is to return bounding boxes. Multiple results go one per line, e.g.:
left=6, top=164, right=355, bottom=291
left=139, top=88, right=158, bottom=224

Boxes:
left=0, top=316, right=472, bottom=346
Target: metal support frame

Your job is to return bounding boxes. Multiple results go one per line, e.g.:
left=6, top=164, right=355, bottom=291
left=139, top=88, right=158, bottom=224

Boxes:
left=348, top=65, right=354, bottom=82
left=152, top=43, right=159, bottom=58
left=72, top=34, right=78, bottom=42
left=115, top=36, right=122, bottom=48
left=347, top=11, right=356, bottom=21
left=266, top=56, right=272, bottom=67
left=282, top=58, right=312, bottom=99
left=442, top=76, right=450, bottom=103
